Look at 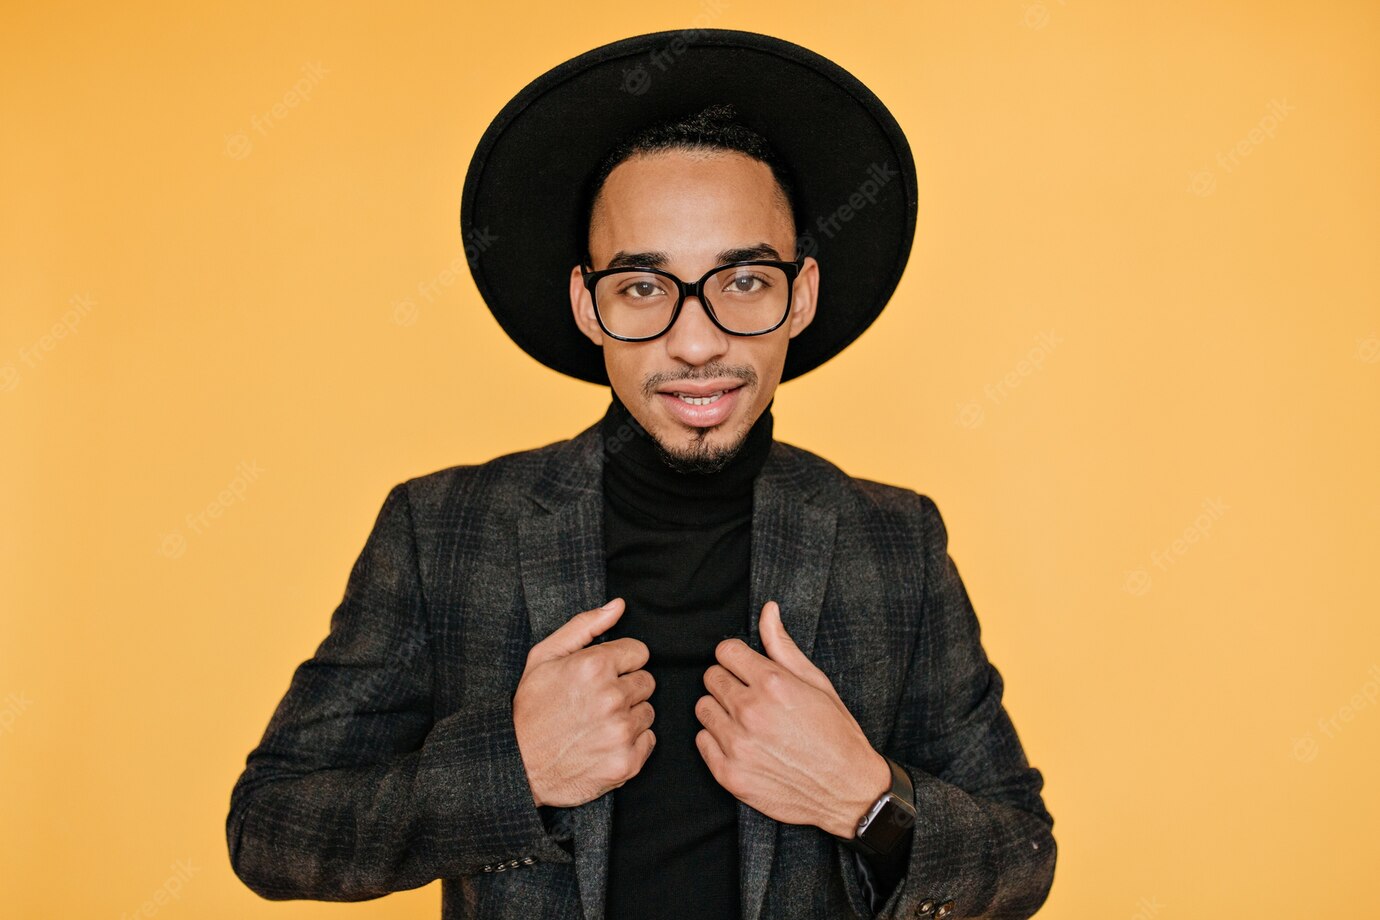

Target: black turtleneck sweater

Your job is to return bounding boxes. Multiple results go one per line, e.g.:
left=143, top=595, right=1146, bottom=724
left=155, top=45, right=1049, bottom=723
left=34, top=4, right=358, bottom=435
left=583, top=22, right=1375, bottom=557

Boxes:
left=599, top=392, right=767, bottom=920
left=594, top=393, right=907, bottom=919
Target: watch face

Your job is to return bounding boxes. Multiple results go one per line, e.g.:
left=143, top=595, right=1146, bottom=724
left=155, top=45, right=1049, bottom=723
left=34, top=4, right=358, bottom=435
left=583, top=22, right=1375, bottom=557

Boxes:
left=859, top=793, right=916, bottom=855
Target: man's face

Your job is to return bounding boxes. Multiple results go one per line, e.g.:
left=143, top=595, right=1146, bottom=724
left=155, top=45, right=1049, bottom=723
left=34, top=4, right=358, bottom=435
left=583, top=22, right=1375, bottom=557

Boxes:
left=569, top=149, right=819, bottom=471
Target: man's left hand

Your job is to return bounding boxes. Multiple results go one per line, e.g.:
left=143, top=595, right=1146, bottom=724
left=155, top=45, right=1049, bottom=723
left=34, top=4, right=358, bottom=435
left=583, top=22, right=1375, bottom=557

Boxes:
left=695, top=600, right=891, bottom=839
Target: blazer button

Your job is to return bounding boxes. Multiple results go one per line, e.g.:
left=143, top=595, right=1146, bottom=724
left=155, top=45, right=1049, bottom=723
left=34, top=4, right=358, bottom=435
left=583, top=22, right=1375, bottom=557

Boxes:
left=936, top=900, right=956, bottom=918
left=919, top=900, right=935, bottom=913
left=481, top=865, right=493, bottom=873
left=522, top=856, right=535, bottom=865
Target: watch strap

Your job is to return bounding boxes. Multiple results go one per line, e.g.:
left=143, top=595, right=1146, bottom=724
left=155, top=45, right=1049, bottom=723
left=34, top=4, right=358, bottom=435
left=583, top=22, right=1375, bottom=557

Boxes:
left=835, top=755, right=916, bottom=857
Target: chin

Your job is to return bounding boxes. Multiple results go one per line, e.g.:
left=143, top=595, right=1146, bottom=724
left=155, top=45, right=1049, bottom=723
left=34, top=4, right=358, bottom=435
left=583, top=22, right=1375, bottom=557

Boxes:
left=649, top=414, right=753, bottom=475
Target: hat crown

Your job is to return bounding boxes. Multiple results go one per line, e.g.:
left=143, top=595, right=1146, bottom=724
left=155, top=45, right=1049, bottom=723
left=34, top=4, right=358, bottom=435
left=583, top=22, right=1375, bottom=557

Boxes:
left=461, top=29, right=917, bottom=384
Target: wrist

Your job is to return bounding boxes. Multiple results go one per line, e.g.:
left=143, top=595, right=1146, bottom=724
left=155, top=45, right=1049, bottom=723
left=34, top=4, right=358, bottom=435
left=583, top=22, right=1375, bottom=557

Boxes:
left=512, top=707, right=546, bottom=808
left=829, top=749, right=892, bottom=838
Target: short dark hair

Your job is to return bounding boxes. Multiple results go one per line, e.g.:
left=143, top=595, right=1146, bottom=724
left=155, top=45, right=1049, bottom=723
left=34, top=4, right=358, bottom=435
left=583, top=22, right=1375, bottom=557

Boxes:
left=580, top=102, right=801, bottom=267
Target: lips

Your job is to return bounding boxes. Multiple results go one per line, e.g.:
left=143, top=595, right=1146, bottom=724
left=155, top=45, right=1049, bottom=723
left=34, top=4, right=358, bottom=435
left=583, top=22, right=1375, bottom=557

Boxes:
left=655, top=383, right=743, bottom=427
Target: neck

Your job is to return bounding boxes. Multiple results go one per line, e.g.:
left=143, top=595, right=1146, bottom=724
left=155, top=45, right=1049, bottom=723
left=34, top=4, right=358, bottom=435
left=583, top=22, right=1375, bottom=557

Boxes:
left=600, top=391, right=774, bottom=526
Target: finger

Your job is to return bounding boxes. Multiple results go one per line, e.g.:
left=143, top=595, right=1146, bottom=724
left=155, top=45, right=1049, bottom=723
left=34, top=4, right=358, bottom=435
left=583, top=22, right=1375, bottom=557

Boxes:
left=694, top=692, right=731, bottom=733
left=758, top=600, right=833, bottom=693
left=599, top=636, right=651, bottom=675
left=634, top=727, right=656, bottom=767
left=528, top=599, right=625, bottom=666
left=695, top=728, right=727, bottom=781
left=713, top=634, right=771, bottom=686
left=630, top=700, right=655, bottom=734
left=702, top=665, right=747, bottom=713
left=617, top=669, right=656, bottom=705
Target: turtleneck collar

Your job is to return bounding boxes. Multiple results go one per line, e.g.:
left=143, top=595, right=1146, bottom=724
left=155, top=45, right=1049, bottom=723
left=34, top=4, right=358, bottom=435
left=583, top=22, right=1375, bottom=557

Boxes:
left=600, top=390, right=774, bottom=527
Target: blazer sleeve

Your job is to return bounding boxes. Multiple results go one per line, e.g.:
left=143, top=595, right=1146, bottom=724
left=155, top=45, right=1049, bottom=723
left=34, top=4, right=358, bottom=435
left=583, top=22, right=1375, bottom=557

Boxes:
left=838, top=493, right=1057, bottom=919
left=226, top=482, right=573, bottom=902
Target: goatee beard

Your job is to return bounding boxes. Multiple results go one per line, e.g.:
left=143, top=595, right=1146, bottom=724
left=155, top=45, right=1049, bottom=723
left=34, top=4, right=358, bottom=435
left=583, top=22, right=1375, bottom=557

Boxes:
left=651, top=425, right=749, bottom=475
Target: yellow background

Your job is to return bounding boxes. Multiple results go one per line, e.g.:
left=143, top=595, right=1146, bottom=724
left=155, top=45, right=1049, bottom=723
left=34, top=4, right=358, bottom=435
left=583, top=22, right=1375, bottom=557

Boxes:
left=3, top=1, right=1377, bottom=916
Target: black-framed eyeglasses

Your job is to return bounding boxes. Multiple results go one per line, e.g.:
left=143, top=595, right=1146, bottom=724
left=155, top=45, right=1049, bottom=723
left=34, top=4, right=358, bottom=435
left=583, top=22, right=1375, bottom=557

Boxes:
left=580, top=258, right=806, bottom=342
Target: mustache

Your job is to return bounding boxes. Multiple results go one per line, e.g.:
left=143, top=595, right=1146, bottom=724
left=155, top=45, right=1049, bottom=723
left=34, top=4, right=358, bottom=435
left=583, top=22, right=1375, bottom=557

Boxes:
left=640, top=364, right=761, bottom=397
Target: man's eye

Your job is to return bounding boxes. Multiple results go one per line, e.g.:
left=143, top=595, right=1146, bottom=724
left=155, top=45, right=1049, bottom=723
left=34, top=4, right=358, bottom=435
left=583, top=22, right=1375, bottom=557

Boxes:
left=618, top=280, right=665, bottom=298
left=722, top=273, right=768, bottom=293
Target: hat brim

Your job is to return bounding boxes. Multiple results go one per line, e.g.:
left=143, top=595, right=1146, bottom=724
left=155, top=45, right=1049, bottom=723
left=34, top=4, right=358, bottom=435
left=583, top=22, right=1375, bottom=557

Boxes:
left=460, top=28, right=917, bottom=385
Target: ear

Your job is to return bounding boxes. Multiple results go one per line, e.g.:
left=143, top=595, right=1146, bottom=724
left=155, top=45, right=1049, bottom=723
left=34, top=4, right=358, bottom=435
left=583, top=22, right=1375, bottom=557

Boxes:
left=570, top=263, right=604, bottom=346
left=787, top=255, right=819, bottom=339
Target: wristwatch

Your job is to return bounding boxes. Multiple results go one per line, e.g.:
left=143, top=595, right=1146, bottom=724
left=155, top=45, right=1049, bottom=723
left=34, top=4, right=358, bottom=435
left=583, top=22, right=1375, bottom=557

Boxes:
left=835, top=755, right=917, bottom=858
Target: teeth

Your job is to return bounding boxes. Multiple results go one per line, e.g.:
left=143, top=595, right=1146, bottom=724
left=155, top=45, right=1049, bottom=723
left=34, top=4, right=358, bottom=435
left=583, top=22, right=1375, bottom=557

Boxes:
left=676, top=391, right=723, bottom=406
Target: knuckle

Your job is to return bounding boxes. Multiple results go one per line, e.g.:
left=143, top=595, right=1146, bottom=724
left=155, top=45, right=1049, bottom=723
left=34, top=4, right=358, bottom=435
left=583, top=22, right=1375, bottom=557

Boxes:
left=603, top=721, right=627, bottom=750
left=577, top=654, right=605, bottom=682
left=721, top=731, right=746, bottom=761
left=619, top=642, right=643, bottom=662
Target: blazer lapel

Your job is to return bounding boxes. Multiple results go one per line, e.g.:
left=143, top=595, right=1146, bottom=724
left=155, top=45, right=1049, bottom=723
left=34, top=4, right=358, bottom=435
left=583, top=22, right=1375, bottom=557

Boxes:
left=739, top=443, right=838, bottom=920
left=519, top=424, right=838, bottom=920
left=519, top=420, right=612, bottom=920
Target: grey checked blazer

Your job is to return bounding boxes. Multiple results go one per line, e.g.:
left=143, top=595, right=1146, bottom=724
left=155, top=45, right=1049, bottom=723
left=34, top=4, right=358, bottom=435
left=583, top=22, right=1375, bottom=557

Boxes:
left=226, top=415, right=1057, bottom=919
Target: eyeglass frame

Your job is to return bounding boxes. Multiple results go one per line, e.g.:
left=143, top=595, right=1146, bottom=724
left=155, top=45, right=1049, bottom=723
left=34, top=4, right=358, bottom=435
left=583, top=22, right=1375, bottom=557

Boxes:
left=579, top=257, right=807, bottom=342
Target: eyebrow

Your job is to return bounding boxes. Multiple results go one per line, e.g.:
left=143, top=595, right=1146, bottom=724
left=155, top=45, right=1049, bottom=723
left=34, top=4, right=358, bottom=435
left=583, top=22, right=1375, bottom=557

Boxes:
left=604, top=242, right=782, bottom=270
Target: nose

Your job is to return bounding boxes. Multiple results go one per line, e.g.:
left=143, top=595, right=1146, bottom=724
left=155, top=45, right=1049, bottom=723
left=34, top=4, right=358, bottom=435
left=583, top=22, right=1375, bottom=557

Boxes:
left=663, top=293, right=730, bottom=367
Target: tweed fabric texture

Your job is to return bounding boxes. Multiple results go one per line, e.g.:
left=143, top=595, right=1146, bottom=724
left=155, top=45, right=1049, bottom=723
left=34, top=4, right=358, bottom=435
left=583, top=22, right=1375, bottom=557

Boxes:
left=227, top=415, right=1056, bottom=918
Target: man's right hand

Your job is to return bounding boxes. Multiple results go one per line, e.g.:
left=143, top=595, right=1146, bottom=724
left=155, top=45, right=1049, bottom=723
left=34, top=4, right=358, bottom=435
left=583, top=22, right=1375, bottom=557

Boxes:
left=513, top=598, right=656, bottom=808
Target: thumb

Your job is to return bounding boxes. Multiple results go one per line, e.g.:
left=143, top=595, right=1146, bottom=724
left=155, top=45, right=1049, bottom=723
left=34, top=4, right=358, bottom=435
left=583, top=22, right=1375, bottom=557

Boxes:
left=759, top=601, right=832, bottom=692
left=528, top=598, right=625, bottom=666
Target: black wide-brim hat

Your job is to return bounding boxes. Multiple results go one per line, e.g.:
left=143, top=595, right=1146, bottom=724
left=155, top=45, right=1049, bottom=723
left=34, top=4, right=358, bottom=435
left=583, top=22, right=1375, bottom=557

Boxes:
left=460, top=28, right=917, bottom=385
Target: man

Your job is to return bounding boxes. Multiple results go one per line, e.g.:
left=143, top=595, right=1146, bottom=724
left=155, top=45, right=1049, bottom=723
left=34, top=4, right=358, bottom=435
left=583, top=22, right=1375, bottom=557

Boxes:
left=227, top=29, right=1056, bottom=920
